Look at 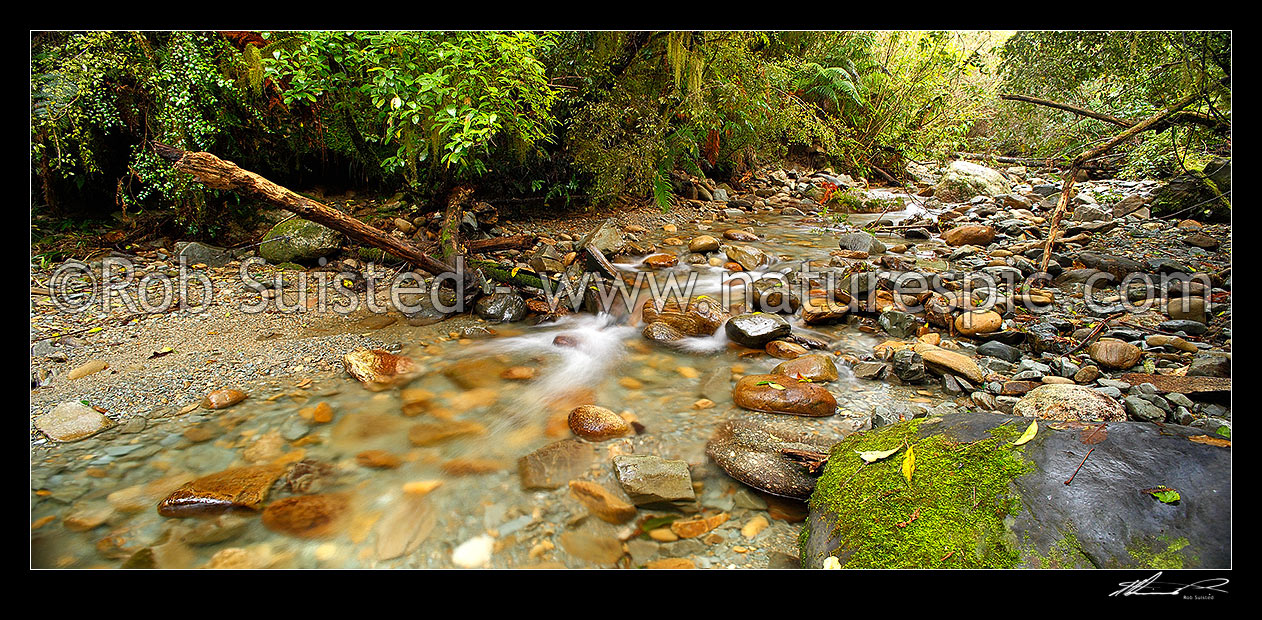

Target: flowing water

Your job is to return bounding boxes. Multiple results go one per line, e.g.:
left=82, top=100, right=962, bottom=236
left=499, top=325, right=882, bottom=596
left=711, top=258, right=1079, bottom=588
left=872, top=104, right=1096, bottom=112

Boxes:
left=31, top=199, right=960, bottom=568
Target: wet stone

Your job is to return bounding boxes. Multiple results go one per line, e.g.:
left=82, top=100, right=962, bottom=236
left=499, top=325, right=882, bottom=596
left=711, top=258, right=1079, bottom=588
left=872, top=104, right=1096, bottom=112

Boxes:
left=725, top=312, right=792, bottom=348
left=733, top=374, right=837, bottom=417
left=157, top=464, right=286, bottom=517
left=706, top=418, right=839, bottom=500
left=518, top=439, right=596, bottom=490
left=612, top=454, right=695, bottom=506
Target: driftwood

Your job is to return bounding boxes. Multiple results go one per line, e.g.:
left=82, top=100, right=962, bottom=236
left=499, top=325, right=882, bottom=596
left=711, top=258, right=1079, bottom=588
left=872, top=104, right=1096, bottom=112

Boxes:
left=1036, top=92, right=1201, bottom=276
left=152, top=143, right=532, bottom=293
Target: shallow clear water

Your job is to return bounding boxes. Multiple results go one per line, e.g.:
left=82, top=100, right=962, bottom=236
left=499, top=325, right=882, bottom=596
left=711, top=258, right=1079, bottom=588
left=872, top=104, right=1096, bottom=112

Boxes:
left=31, top=199, right=957, bottom=568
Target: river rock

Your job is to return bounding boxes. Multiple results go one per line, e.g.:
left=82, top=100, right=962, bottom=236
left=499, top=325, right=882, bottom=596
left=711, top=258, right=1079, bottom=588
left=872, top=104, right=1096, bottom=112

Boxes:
left=706, top=418, right=841, bottom=500
left=157, top=464, right=286, bottom=517
left=942, top=225, right=996, bottom=247
left=889, top=350, right=923, bottom=384
left=518, top=439, right=595, bottom=490
left=260, top=218, right=344, bottom=264
left=932, top=160, right=1012, bottom=203
left=612, top=455, right=695, bottom=506
left=725, top=312, right=791, bottom=348
left=1088, top=338, right=1142, bottom=370
left=954, top=310, right=1002, bottom=336
left=766, top=340, right=808, bottom=359
left=261, top=494, right=349, bottom=538
left=1187, top=354, right=1230, bottom=378
left=733, top=374, right=837, bottom=417
left=688, top=235, right=720, bottom=252
left=642, top=321, right=686, bottom=343
left=976, top=340, right=1022, bottom=363
left=68, top=359, right=108, bottom=380
left=568, top=481, right=637, bottom=524
left=567, top=405, right=632, bottom=441
left=175, top=241, right=233, bottom=268
left=201, top=388, right=247, bottom=410
left=837, top=231, right=886, bottom=254
left=912, top=343, right=984, bottom=383
left=801, top=297, right=849, bottom=325
left=723, top=229, right=758, bottom=241
left=723, top=244, right=770, bottom=271
left=1012, top=384, right=1126, bottom=421
left=801, top=411, right=1230, bottom=568
left=474, top=292, right=527, bottom=322
left=772, top=354, right=839, bottom=382
left=642, top=253, right=678, bottom=269
left=343, top=349, right=420, bottom=390
left=1166, top=297, right=1207, bottom=323
left=878, top=310, right=919, bottom=338
left=640, top=297, right=730, bottom=337
left=34, top=401, right=114, bottom=442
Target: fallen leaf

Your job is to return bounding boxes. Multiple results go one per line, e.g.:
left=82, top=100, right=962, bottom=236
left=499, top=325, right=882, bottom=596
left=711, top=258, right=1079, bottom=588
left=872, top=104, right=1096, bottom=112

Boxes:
left=148, top=347, right=174, bottom=359
left=1013, top=420, right=1038, bottom=446
left=1142, top=486, right=1181, bottom=504
left=901, top=445, right=916, bottom=483
left=1188, top=435, right=1230, bottom=448
left=856, top=446, right=901, bottom=464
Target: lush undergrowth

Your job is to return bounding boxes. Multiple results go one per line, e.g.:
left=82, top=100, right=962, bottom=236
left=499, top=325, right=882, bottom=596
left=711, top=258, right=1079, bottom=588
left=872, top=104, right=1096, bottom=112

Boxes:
left=31, top=30, right=1229, bottom=251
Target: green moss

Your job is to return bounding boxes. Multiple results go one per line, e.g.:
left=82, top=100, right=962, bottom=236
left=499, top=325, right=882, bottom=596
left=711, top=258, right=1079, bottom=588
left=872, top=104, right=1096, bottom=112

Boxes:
left=357, top=247, right=389, bottom=263
left=803, top=417, right=1033, bottom=568
left=1023, top=526, right=1094, bottom=569
left=1126, top=535, right=1193, bottom=569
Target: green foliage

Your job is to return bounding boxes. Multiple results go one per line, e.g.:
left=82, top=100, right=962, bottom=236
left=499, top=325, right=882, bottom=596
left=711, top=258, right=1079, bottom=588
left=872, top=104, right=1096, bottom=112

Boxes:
left=983, top=31, right=1230, bottom=176
left=265, top=31, right=558, bottom=189
left=32, top=31, right=264, bottom=228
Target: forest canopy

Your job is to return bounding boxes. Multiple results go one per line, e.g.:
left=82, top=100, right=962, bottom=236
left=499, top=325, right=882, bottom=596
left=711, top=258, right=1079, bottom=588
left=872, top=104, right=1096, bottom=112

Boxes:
left=31, top=30, right=1230, bottom=242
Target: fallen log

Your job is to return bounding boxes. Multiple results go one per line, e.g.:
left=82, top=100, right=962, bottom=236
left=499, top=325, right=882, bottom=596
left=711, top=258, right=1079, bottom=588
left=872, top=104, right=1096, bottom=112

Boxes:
left=153, top=143, right=461, bottom=279
left=461, top=234, right=538, bottom=254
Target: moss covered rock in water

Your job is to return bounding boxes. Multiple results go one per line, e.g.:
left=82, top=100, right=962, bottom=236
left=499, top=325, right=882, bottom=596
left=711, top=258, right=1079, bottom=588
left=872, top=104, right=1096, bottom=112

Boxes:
left=260, top=218, right=344, bottom=264
left=800, top=411, right=1232, bottom=568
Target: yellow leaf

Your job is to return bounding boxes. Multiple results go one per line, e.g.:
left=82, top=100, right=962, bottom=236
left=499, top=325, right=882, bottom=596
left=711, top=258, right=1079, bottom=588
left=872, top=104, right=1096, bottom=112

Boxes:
left=767, top=382, right=785, bottom=390
left=856, top=446, right=901, bottom=464
left=1013, top=420, right=1038, bottom=446
left=902, top=445, right=916, bottom=483
left=511, top=267, right=520, bottom=277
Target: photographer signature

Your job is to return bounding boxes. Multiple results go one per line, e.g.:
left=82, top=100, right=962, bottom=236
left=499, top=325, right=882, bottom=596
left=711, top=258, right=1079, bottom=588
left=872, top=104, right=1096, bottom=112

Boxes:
left=1110, top=572, right=1229, bottom=597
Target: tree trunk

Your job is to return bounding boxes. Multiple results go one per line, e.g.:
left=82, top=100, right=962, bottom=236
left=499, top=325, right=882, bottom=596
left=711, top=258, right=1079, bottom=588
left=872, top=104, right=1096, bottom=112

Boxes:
left=153, top=143, right=549, bottom=296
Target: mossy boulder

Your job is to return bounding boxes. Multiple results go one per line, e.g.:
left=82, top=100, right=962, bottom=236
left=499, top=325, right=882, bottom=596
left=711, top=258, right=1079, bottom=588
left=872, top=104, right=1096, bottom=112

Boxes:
left=260, top=218, right=344, bottom=264
left=800, top=411, right=1230, bottom=568
left=1151, top=157, right=1231, bottom=222
left=932, top=161, right=1012, bottom=203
